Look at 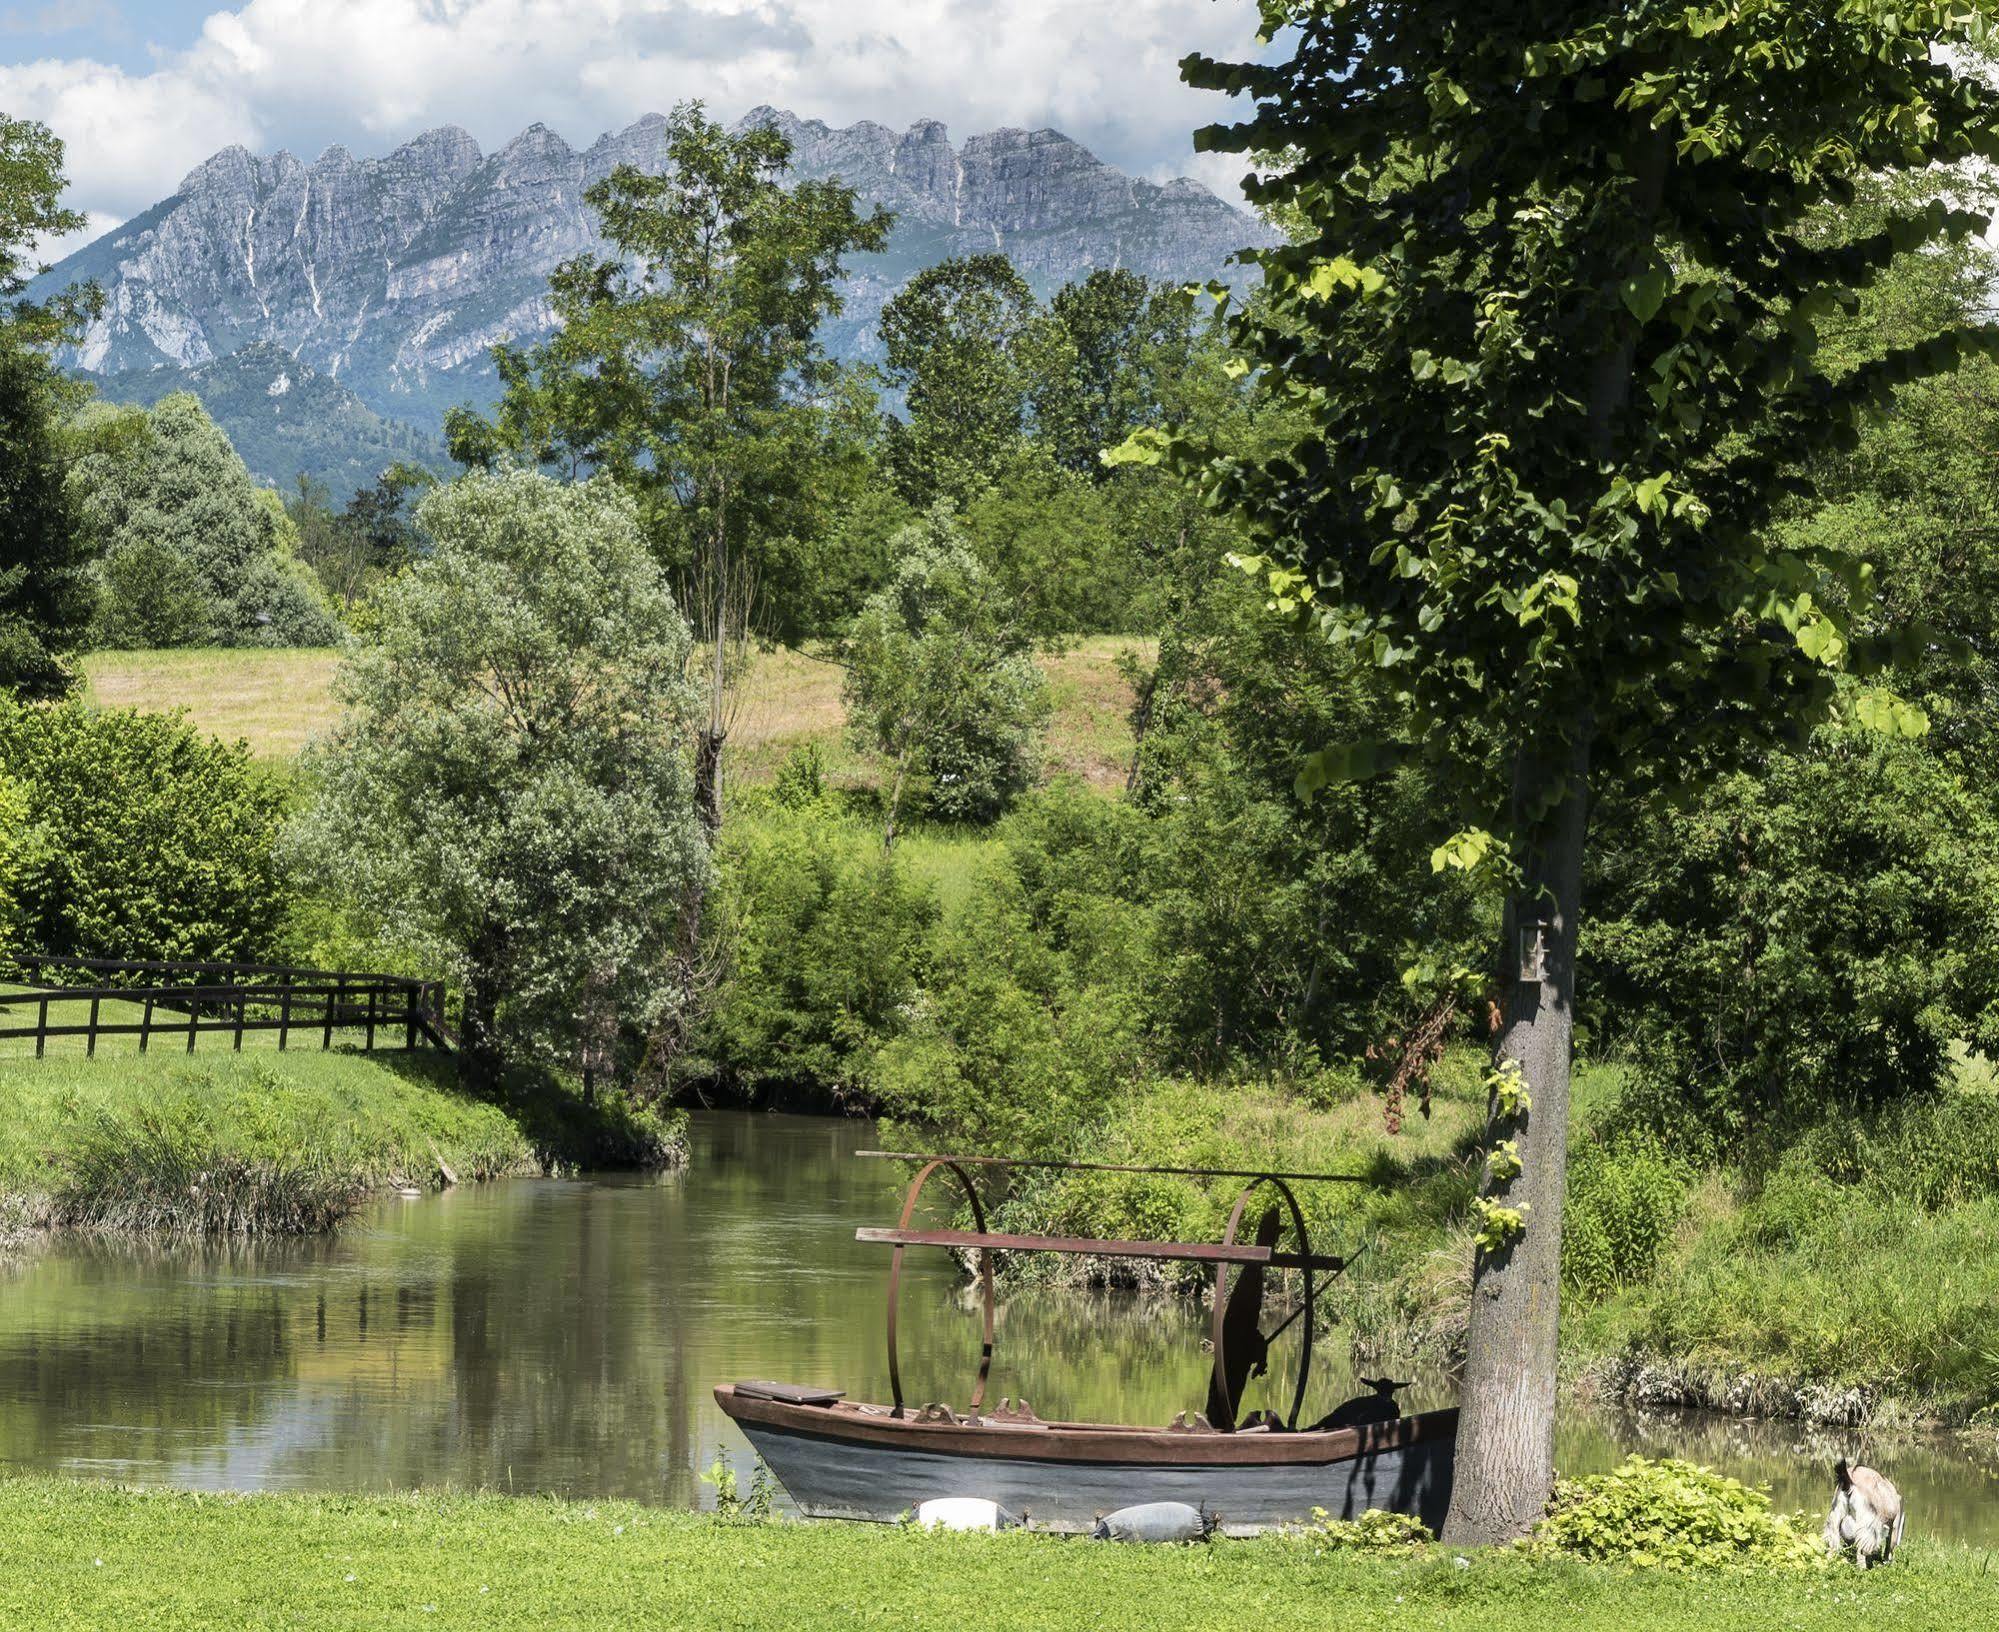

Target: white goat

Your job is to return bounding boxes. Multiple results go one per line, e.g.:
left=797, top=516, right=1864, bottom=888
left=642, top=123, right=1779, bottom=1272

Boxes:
left=1823, top=1459, right=1904, bottom=1569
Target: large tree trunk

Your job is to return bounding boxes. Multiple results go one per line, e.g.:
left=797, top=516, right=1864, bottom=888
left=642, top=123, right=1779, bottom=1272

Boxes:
left=1442, top=734, right=1590, bottom=1545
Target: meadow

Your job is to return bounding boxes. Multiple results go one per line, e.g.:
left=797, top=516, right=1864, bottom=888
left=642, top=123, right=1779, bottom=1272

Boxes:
left=81, top=639, right=1153, bottom=788
left=3, top=1477, right=1990, bottom=1632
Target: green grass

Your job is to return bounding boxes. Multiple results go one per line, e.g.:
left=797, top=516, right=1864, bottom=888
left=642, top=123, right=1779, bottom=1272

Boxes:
left=1569, top=1181, right=1999, bottom=1419
left=0, top=1050, right=535, bottom=1233
left=2, top=1477, right=1990, bottom=1632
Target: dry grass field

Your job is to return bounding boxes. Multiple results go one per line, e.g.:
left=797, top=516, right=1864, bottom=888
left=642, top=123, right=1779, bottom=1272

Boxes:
left=82, top=648, right=345, bottom=761
left=82, top=638, right=1156, bottom=788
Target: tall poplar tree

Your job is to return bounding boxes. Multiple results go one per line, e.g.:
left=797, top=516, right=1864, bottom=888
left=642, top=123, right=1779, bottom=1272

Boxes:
left=1133, top=2, right=1999, bottom=1541
left=0, top=113, right=97, bottom=697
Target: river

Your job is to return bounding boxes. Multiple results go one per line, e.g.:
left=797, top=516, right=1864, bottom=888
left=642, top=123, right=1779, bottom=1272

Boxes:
left=0, top=1111, right=1993, bottom=1539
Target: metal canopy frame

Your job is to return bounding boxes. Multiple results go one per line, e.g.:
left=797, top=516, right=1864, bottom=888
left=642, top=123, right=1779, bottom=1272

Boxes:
left=857, top=1152, right=1358, bottom=1429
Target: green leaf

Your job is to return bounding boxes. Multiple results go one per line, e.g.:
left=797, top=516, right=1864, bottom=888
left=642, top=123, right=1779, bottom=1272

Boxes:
left=1621, top=264, right=1672, bottom=323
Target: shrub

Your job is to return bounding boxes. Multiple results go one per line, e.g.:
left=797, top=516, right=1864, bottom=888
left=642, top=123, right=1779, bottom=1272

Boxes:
left=699, top=808, right=938, bottom=1101
left=0, top=771, right=33, bottom=961
left=1563, top=1139, right=1690, bottom=1298
left=1308, top=1509, right=1434, bottom=1553
left=1534, top=1457, right=1822, bottom=1570
left=0, top=695, right=293, bottom=963
left=869, top=863, right=1149, bottom=1155
left=1737, top=1157, right=1842, bottom=1250
left=1587, top=736, right=1999, bottom=1130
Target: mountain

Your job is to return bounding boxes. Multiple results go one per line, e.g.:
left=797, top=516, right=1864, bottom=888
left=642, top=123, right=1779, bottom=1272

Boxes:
left=30, top=109, right=1275, bottom=490
left=93, top=342, right=447, bottom=498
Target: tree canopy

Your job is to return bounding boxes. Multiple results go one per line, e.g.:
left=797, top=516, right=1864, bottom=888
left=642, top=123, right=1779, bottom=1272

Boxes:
left=70, top=394, right=338, bottom=648
left=0, top=112, right=96, bottom=696
left=286, top=472, right=710, bottom=1090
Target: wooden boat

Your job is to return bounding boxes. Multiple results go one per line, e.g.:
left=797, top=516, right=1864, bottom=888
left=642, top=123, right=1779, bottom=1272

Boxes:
left=715, top=1152, right=1457, bottom=1534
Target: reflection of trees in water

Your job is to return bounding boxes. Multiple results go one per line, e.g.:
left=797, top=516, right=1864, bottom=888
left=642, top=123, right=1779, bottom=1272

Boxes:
left=0, top=1234, right=353, bottom=1474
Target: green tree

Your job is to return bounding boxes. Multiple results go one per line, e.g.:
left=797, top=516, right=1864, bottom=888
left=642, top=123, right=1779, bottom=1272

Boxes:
left=342, top=462, right=433, bottom=579
left=1588, top=732, right=1999, bottom=1137
left=1151, top=2, right=1999, bottom=1541
left=286, top=472, right=709, bottom=1091
left=448, top=102, right=890, bottom=857
left=1031, top=270, right=1198, bottom=478
left=879, top=254, right=1039, bottom=506
left=70, top=394, right=338, bottom=647
left=0, top=114, right=97, bottom=696
left=0, top=695, right=293, bottom=962
left=843, top=512, right=1051, bottom=844
left=285, top=474, right=364, bottom=609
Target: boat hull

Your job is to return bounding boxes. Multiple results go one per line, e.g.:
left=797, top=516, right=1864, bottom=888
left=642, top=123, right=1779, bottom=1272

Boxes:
left=715, top=1386, right=1457, bottom=1535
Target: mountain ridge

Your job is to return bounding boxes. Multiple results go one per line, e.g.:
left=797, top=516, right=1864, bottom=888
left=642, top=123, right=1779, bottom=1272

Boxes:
left=31, top=108, right=1274, bottom=492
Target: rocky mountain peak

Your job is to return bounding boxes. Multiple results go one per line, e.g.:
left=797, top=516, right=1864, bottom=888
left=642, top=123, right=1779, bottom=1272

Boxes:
left=35, top=107, right=1275, bottom=482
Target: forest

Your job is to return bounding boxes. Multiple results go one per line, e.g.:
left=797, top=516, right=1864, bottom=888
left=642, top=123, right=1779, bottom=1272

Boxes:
left=7, top=2, right=1999, bottom=1583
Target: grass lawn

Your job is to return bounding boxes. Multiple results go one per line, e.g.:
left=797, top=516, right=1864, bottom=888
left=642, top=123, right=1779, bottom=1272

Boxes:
left=2, top=1478, right=1988, bottom=1632
left=82, top=639, right=1152, bottom=787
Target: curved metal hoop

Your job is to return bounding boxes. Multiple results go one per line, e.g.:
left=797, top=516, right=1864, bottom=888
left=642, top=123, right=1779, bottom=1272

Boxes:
left=886, top=1158, right=997, bottom=1418
left=1208, top=1175, right=1315, bottom=1430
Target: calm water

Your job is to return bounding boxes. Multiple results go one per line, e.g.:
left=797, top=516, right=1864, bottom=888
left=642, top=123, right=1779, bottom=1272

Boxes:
left=0, top=1111, right=1994, bottom=1539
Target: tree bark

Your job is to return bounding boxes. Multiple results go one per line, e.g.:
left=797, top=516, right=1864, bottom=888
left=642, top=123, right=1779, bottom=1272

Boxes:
left=882, top=746, right=914, bottom=851
left=1441, top=733, right=1590, bottom=1545
left=458, top=971, right=504, bottom=1097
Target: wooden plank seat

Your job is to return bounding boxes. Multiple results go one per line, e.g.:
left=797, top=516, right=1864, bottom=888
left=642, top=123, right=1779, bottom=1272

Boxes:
left=729, top=1381, right=845, bottom=1407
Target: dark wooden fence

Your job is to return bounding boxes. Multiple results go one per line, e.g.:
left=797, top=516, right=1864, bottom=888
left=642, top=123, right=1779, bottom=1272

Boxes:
left=0, top=954, right=454, bottom=1060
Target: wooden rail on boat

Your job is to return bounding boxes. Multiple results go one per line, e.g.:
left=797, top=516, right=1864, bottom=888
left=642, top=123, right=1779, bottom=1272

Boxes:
left=854, top=1226, right=1345, bottom=1274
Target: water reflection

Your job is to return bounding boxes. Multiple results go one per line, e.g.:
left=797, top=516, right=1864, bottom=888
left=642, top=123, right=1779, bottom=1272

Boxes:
left=0, top=1111, right=1991, bottom=1541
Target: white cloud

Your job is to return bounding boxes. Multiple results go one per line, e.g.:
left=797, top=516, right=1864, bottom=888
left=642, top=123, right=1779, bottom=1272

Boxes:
left=2, top=0, right=1265, bottom=237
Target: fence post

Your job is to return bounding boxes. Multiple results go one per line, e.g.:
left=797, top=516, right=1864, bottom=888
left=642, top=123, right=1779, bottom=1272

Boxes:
left=404, top=984, right=418, bottom=1051
left=324, top=977, right=341, bottom=1051
left=364, top=986, right=377, bottom=1052
left=86, top=994, right=100, bottom=1059
left=140, top=994, right=154, bottom=1053
left=278, top=981, right=292, bottom=1051
left=35, top=995, right=48, bottom=1060
left=186, top=992, right=199, bottom=1052
left=233, top=992, right=246, bottom=1052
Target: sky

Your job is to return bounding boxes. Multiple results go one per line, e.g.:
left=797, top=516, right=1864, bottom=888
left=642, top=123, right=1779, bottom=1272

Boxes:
left=0, top=0, right=1268, bottom=266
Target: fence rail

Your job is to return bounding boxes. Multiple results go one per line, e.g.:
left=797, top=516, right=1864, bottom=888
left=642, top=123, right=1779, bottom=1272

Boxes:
left=0, top=954, right=454, bottom=1059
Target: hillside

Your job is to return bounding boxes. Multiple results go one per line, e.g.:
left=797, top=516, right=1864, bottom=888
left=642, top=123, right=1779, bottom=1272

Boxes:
left=91, top=342, right=446, bottom=499
left=27, top=109, right=1275, bottom=485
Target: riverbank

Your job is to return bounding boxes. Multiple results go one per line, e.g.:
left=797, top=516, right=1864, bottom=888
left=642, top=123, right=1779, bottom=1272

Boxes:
left=959, top=1061, right=1999, bottom=1431
left=0, top=1050, right=682, bottom=1236
left=5, top=1477, right=1990, bottom=1632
